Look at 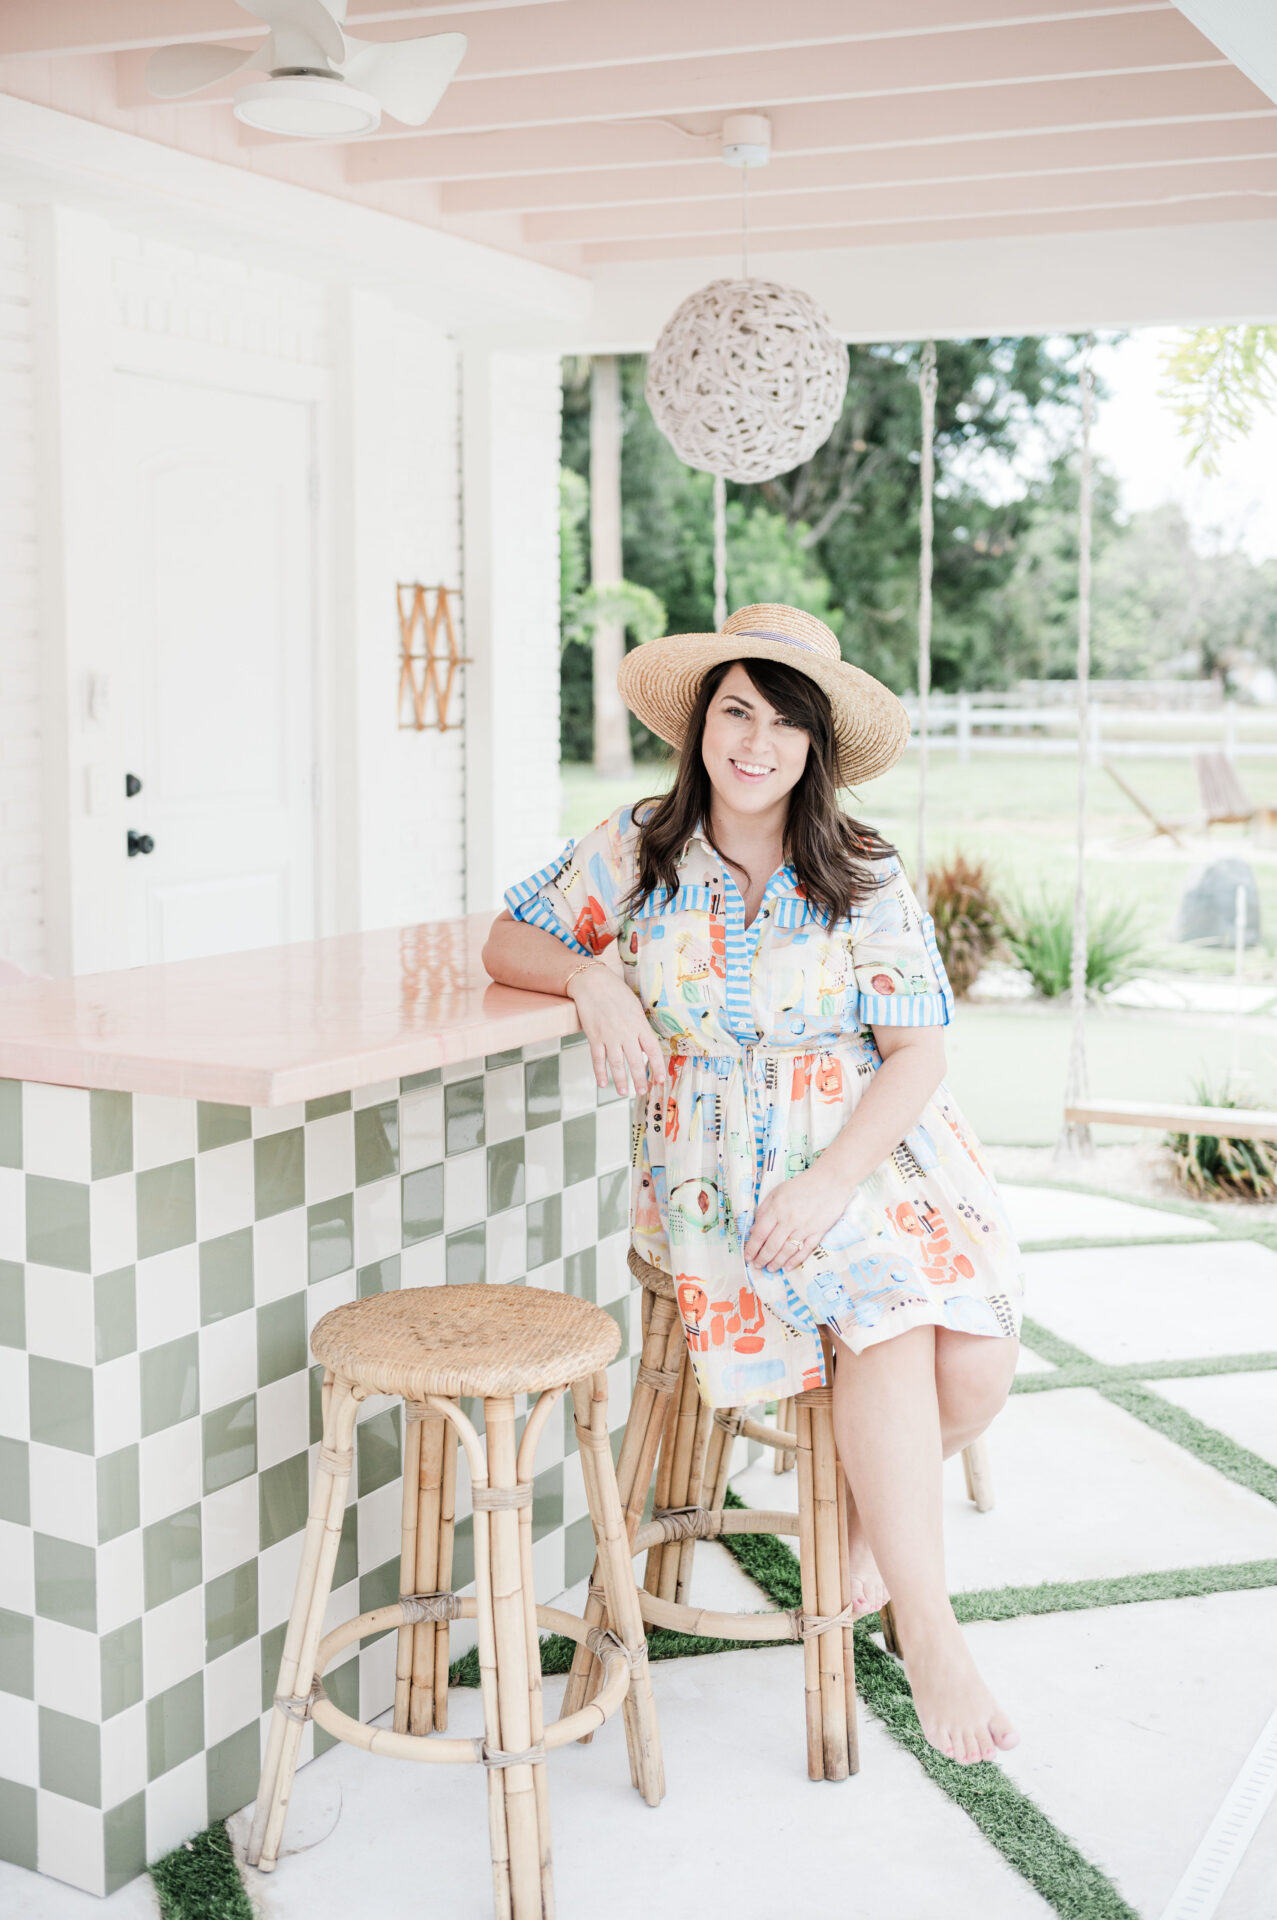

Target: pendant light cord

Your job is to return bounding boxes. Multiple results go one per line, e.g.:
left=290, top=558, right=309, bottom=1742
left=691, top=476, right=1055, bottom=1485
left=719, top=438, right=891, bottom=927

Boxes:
left=741, top=166, right=749, bottom=280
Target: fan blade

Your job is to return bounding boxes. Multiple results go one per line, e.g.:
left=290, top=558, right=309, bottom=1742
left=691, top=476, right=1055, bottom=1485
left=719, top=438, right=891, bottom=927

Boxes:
left=239, top=0, right=346, bottom=65
left=144, top=41, right=264, bottom=99
left=339, top=31, right=466, bottom=128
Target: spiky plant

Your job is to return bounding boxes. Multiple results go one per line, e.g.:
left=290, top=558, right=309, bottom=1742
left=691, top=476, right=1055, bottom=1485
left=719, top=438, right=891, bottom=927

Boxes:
left=925, top=852, right=1003, bottom=997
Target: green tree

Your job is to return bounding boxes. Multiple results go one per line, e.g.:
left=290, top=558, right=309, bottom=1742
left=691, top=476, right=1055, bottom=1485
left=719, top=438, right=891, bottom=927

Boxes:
left=1160, top=327, right=1277, bottom=476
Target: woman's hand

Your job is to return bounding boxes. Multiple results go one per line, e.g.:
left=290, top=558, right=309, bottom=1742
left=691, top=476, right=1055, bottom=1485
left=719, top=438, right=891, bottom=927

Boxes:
left=744, top=1161, right=851, bottom=1272
left=569, top=965, right=666, bottom=1097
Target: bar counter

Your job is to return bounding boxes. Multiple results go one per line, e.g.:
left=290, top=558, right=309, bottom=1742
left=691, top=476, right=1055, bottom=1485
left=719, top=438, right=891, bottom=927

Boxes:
left=0, top=918, right=639, bottom=1896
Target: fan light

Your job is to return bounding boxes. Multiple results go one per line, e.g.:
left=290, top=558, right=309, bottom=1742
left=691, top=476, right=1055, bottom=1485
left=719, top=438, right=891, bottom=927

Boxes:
left=232, top=74, right=381, bottom=136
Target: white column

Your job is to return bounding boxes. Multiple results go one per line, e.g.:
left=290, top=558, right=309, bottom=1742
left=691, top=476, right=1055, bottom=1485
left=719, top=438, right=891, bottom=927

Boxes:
left=461, top=346, right=564, bottom=913
left=30, top=205, right=128, bottom=976
left=590, top=355, right=632, bottom=777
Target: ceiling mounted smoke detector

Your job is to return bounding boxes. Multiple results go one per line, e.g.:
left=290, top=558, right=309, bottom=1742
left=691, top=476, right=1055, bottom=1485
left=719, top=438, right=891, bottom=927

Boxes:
left=720, top=114, right=772, bottom=169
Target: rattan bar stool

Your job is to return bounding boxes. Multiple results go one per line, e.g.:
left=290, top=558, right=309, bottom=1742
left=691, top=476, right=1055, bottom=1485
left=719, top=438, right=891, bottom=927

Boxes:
left=246, top=1283, right=663, bottom=1920
left=563, top=1251, right=860, bottom=1781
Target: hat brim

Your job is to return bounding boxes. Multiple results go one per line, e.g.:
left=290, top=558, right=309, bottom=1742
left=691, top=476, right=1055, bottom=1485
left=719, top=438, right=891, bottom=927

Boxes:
left=617, top=630, right=911, bottom=788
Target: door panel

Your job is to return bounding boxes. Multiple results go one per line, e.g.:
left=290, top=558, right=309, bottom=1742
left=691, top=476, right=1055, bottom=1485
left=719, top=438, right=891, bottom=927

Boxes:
left=116, top=373, right=316, bottom=965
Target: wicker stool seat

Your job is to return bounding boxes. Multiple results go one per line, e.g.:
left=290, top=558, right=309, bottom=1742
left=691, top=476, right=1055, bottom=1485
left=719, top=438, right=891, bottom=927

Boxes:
left=562, top=1250, right=996, bottom=1781
left=310, top=1284, right=621, bottom=1399
left=248, top=1284, right=663, bottom=1920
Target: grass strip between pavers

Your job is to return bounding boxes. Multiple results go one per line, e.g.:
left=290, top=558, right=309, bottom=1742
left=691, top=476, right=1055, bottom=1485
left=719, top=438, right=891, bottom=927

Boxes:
left=151, top=1822, right=255, bottom=1920
left=1013, top=1350, right=1277, bottom=1393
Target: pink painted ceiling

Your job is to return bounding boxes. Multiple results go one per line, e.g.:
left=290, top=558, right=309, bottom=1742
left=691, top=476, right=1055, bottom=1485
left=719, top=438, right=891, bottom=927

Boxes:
left=1, top=0, right=1272, bottom=273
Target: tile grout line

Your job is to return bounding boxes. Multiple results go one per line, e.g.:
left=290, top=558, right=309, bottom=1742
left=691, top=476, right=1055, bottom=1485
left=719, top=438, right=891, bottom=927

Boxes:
left=1156, top=1699, right=1277, bottom=1920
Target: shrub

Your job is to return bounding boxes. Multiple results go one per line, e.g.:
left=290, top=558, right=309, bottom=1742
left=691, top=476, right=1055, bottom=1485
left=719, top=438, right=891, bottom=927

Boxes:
left=925, top=853, right=1003, bottom=997
left=1002, top=890, right=1150, bottom=997
left=1166, top=1077, right=1277, bottom=1202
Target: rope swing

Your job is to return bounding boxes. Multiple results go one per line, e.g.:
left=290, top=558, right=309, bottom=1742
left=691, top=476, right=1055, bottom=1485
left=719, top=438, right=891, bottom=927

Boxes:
left=1058, top=333, right=1096, bottom=1160
left=915, top=341, right=938, bottom=914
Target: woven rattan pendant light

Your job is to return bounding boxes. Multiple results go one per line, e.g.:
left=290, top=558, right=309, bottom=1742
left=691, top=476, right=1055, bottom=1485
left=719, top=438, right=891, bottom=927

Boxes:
left=645, top=116, right=850, bottom=624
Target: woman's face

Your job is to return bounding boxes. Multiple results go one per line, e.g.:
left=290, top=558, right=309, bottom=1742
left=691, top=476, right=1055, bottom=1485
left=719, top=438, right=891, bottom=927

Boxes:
left=700, top=662, right=811, bottom=819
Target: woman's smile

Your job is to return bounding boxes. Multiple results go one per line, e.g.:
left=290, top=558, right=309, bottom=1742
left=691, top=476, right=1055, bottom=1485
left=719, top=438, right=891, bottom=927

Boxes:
left=729, top=757, right=774, bottom=782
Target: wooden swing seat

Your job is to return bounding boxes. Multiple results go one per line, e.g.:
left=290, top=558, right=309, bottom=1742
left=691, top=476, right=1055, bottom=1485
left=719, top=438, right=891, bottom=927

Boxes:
left=1065, top=1098, right=1277, bottom=1140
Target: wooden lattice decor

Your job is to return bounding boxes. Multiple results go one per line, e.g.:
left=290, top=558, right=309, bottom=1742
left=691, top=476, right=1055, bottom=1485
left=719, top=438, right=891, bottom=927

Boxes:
left=396, top=583, right=468, bottom=731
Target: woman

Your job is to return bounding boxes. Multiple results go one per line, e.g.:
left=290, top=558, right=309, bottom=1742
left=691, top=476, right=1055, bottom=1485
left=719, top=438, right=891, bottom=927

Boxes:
left=484, top=602, right=1024, bottom=1767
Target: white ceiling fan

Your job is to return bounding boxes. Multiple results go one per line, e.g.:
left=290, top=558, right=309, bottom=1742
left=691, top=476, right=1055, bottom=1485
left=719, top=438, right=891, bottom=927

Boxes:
left=144, top=0, right=466, bottom=138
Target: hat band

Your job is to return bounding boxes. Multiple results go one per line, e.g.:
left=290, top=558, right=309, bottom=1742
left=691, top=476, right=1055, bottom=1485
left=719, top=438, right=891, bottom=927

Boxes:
left=730, top=627, right=820, bottom=653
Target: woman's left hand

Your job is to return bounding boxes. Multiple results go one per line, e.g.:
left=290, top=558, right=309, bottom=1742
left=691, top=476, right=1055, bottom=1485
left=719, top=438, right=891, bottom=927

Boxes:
left=743, top=1162, right=852, bottom=1273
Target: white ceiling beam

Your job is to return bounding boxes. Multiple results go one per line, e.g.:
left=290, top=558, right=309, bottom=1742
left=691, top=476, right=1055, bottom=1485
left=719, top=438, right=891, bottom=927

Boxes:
left=1174, top=3, right=1277, bottom=105
left=528, top=150, right=1277, bottom=244
left=570, top=217, right=1277, bottom=348
left=580, top=192, right=1275, bottom=264
left=134, top=10, right=1220, bottom=135
left=1, top=0, right=1159, bottom=67
left=344, top=66, right=1269, bottom=184
left=440, top=111, right=1277, bottom=214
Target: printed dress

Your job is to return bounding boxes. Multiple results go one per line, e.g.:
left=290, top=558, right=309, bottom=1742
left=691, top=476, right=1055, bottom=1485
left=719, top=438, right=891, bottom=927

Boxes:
left=505, top=805, right=1025, bottom=1411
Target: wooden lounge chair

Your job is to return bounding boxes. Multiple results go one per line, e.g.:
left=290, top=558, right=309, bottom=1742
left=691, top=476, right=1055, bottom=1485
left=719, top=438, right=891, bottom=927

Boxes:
left=1195, top=751, right=1277, bottom=837
left=1101, top=760, right=1188, bottom=848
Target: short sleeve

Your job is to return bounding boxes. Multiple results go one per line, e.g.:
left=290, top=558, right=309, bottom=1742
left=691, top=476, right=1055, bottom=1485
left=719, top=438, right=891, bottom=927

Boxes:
left=502, top=808, right=633, bottom=958
left=848, top=856, right=954, bottom=1028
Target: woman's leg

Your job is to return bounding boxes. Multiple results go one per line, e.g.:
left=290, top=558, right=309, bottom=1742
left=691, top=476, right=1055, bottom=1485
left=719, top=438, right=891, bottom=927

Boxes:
left=843, top=1327, right=1019, bottom=1604
left=830, top=1324, right=1019, bottom=1763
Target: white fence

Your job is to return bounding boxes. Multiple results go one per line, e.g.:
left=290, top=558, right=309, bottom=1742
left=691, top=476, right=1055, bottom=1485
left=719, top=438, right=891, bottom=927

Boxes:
left=900, top=694, right=1277, bottom=763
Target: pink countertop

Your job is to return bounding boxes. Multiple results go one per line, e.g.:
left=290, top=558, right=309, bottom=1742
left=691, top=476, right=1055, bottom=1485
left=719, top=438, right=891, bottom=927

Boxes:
left=0, top=916, right=584, bottom=1107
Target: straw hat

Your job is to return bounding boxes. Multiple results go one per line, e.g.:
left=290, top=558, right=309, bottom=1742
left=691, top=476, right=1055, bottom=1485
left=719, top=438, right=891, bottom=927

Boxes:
left=617, top=602, right=910, bottom=787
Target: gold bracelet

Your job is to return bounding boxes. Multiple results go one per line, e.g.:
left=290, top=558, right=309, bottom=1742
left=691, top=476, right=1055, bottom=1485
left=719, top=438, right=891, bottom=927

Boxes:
left=563, top=958, right=603, bottom=994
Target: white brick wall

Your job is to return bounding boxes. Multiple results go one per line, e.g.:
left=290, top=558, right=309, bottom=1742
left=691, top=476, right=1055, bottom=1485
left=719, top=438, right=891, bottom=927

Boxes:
left=381, top=308, right=467, bottom=922
left=0, top=203, right=42, bottom=972
left=109, top=229, right=331, bottom=365
left=462, top=349, right=565, bottom=912
left=488, top=352, right=566, bottom=893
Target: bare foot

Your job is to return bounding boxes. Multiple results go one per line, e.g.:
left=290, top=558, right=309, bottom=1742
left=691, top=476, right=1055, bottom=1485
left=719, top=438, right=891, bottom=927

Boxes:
left=845, top=1493, right=889, bottom=1618
left=896, top=1613, right=1019, bottom=1764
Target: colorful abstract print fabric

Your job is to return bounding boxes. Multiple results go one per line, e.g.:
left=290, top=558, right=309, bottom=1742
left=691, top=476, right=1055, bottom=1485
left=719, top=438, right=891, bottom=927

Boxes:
left=506, top=806, right=1025, bottom=1408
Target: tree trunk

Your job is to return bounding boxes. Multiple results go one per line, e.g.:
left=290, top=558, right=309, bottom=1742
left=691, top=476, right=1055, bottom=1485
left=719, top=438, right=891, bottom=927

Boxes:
left=590, top=356, right=632, bottom=777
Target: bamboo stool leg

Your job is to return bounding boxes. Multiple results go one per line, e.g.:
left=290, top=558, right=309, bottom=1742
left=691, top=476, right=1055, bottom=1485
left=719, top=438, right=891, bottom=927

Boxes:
left=834, top=1462, right=860, bottom=1775
left=810, top=1373, right=853, bottom=1781
left=517, top=1391, right=564, bottom=1914
left=775, top=1397, right=797, bottom=1473
left=879, top=1599, right=901, bottom=1656
left=393, top=1406, right=423, bottom=1733
left=961, top=1436, right=995, bottom=1512
left=794, top=1394, right=824, bottom=1779
left=561, top=1290, right=681, bottom=1725
left=644, top=1345, right=693, bottom=1598
left=571, top=1371, right=665, bottom=1807
left=674, top=1389, right=713, bottom=1605
left=248, top=1376, right=363, bottom=1870
left=482, top=1394, right=548, bottom=1920
left=434, top=1414, right=458, bottom=1727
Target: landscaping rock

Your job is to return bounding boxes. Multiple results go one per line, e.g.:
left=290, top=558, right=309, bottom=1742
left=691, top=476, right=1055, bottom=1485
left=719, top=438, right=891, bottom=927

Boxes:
left=1174, top=858, right=1260, bottom=947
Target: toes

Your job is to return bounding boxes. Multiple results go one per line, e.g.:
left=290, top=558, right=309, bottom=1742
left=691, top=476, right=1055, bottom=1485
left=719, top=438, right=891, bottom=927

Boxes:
left=990, top=1716, right=1019, bottom=1750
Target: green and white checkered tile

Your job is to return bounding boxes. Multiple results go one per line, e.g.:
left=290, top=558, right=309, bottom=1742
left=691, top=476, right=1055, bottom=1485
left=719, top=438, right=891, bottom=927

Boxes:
left=0, top=1037, right=639, bottom=1897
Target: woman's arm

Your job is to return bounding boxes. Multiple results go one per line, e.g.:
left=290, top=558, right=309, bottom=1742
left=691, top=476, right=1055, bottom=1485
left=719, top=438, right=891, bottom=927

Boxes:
left=482, top=910, right=665, bottom=1097
left=743, top=1025, right=946, bottom=1271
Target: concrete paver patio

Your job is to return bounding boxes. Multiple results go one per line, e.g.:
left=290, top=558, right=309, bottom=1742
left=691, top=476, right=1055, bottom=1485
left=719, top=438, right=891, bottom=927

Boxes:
left=2, top=1181, right=1274, bottom=1919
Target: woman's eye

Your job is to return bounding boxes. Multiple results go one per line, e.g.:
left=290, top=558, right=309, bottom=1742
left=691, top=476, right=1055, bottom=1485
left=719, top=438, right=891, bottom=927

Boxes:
left=724, top=704, right=748, bottom=719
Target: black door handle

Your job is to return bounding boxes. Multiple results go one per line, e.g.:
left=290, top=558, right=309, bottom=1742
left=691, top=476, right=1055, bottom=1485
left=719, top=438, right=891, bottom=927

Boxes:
left=127, top=831, right=155, bottom=857
left=125, top=773, right=142, bottom=798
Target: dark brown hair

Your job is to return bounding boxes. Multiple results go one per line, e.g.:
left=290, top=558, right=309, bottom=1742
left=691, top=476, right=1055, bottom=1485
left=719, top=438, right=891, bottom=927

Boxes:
left=628, top=657, right=896, bottom=925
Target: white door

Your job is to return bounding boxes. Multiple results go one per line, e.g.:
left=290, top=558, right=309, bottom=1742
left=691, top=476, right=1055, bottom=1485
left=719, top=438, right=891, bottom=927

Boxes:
left=116, top=373, right=317, bottom=964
